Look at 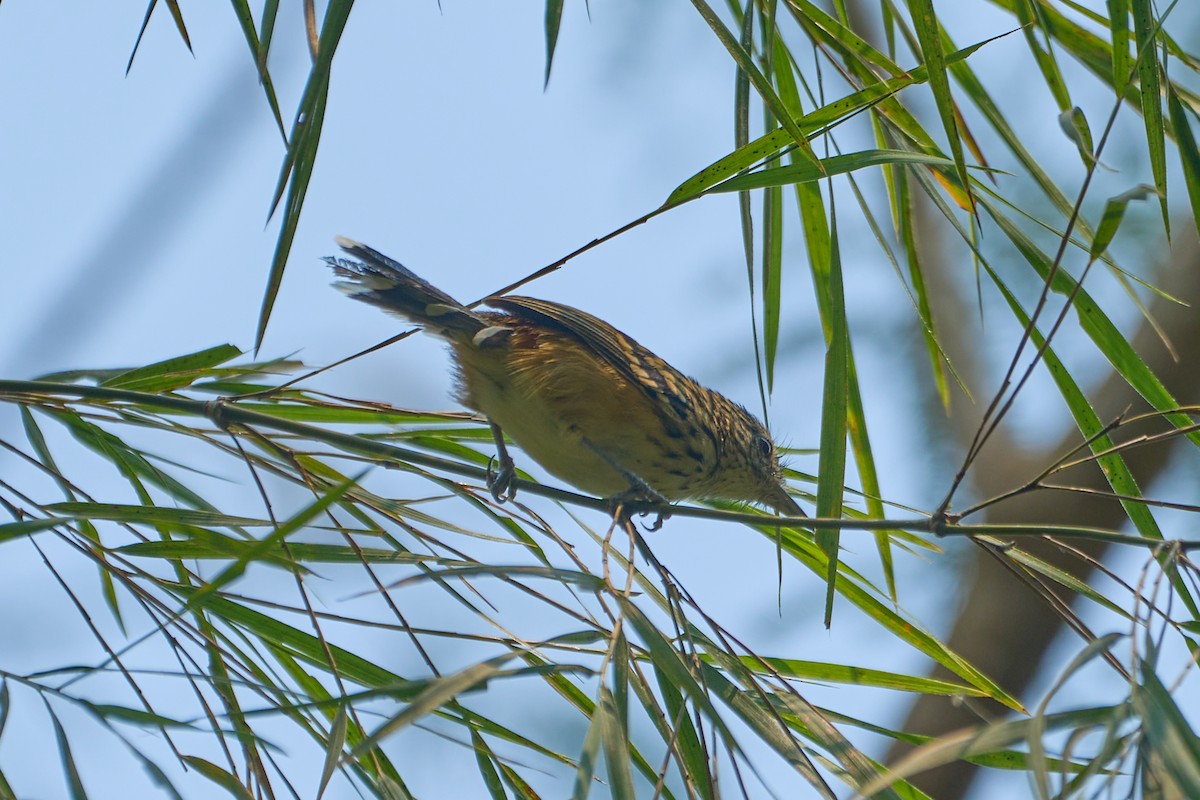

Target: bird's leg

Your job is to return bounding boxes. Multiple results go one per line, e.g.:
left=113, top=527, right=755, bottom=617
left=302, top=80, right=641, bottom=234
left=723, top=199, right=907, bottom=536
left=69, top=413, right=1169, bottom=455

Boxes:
left=582, top=438, right=671, bottom=531
left=486, top=421, right=517, bottom=503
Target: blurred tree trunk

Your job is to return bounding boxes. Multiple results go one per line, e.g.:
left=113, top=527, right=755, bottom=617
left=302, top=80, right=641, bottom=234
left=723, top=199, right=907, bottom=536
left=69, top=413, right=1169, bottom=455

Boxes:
left=887, top=218, right=1200, bottom=798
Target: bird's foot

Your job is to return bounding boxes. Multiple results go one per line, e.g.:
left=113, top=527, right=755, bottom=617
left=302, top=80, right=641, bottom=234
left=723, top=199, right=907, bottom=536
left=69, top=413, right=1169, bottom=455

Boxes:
left=485, top=454, right=517, bottom=503
left=606, top=484, right=671, bottom=531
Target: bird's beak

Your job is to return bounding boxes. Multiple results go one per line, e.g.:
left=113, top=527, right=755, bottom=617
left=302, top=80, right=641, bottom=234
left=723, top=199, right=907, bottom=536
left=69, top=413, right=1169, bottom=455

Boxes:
left=768, top=486, right=807, bottom=519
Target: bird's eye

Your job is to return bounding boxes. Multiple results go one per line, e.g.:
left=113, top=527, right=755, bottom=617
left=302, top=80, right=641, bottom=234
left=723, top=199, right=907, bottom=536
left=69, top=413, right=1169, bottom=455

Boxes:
left=756, top=435, right=774, bottom=460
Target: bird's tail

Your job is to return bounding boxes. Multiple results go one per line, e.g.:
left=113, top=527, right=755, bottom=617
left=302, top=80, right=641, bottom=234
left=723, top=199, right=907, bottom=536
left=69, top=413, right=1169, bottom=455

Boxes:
left=324, top=237, right=489, bottom=339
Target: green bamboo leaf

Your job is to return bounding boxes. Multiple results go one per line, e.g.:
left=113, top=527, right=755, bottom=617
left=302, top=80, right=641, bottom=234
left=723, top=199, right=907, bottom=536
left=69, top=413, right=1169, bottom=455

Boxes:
left=1108, top=0, right=1131, bottom=89
left=1002, top=544, right=1133, bottom=620
left=988, top=207, right=1200, bottom=456
left=378, top=775, right=414, bottom=800
left=687, top=0, right=818, bottom=167
left=180, top=757, right=254, bottom=800
left=20, top=406, right=72, bottom=497
left=127, top=0, right=193, bottom=74
left=709, top=150, right=957, bottom=195
left=611, top=629, right=630, bottom=732
left=121, top=747, right=185, bottom=800
left=857, top=705, right=1131, bottom=797
left=617, top=599, right=729, bottom=728
left=653, top=665, right=712, bottom=799
left=1058, top=106, right=1095, bottom=163
left=906, top=0, right=973, bottom=211
left=519, top=649, right=665, bottom=786
left=734, top=656, right=987, bottom=696
left=315, top=703, right=347, bottom=800
left=177, top=583, right=417, bottom=689
left=979, top=250, right=1197, bottom=617
left=198, top=634, right=268, bottom=795
left=49, top=708, right=88, bottom=800
left=265, top=651, right=402, bottom=789
left=101, top=344, right=241, bottom=392
left=666, top=34, right=996, bottom=205
left=115, top=532, right=307, bottom=570
left=0, top=518, right=68, bottom=543
left=784, top=0, right=907, bottom=79
left=763, top=182, right=783, bottom=391
left=820, top=703, right=1102, bottom=774
left=497, top=763, right=539, bottom=800
left=353, top=656, right=514, bottom=756
left=163, top=1, right=191, bottom=52
left=732, top=1, right=765, bottom=443
left=1089, top=184, right=1158, bottom=261
left=257, top=0, right=354, bottom=350
left=189, top=471, right=363, bottom=604
left=119, top=539, right=445, bottom=565
left=258, top=0, right=280, bottom=78
left=386, top=564, right=605, bottom=591
left=46, top=502, right=268, bottom=529
left=570, top=695, right=604, bottom=800
left=939, top=25, right=1084, bottom=229
left=470, top=731, right=508, bottom=800
left=815, top=206, right=848, bottom=627
left=597, top=687, right=635, bottom=800
left=0, top=682, right=8, bottom=739
left=1167, top=86, right=1200, bottom=246
left=1132, top=667, right=1200, bottom=795
left=696, top=662, right=838, bottom=798
left=226, top=0, right=285, bottom=137
left=48, top=408, right=212, bottom=510
left=766, top=525, right=1023, bottom=709
left=544, top=0, right=565, bottom=87
left=86, top=704, right=194, bottom=729
left=844, top=350, right=895, bottom=601
left=1131, top=0, right=1169, bottom=233
left=1014, top=1, right=1072, bottom=110
left=230, top=401, right=449, bottom=425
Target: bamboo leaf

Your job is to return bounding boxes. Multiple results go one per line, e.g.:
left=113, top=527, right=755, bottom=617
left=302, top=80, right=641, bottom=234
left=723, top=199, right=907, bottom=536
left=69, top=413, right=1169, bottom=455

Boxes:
left=317, top=703, right=348, bottom=799
left=665, top=34, right=997, bottom=205
left=906, top=0, right=973, bottom=212
left=709, top=150, right=958, bottom=195
left=544, top=0, right=565, bottom=87
left=1132, top=667, right=1200, bottom=795
left=49, top=709, right=89, bottom=800
left=46, top=502, right=269, bottom=529
left=1090, top=184, right=1158, bottom=262
left=1058, top=106, right=1095, bottom=163
left=354, top=656, right=513, bottom=756
left=1108, top=0, right=1130, bottom=88
left=189, top=472, right=363, bottom=604
left=101, top=344, right=242, bottom=392
left=688, top=0, right=819, bottom=166
left=257, top=0, right=354, bottom=350
left=1130, top=0, right=1169, bottom=232
left=1167, top=86, right=1200, bottom=245
left=815, top=208, right=848, bottom=628
left=597, top=687, right=635, bottom=800
left=180, top=758, right=254, bottom=800
left=734, top=656, right=987, bottom=696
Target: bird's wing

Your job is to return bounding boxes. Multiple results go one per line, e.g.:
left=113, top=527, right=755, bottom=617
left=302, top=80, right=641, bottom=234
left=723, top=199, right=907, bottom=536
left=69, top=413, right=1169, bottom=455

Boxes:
left=486, top=295, right=691, bottom=416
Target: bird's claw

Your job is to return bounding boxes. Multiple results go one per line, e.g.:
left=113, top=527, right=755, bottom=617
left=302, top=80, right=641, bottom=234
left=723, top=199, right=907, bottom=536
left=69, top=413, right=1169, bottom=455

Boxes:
left=606, top=486, right=671, bottom=531
left=485, top=455, right=517, bottom=503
